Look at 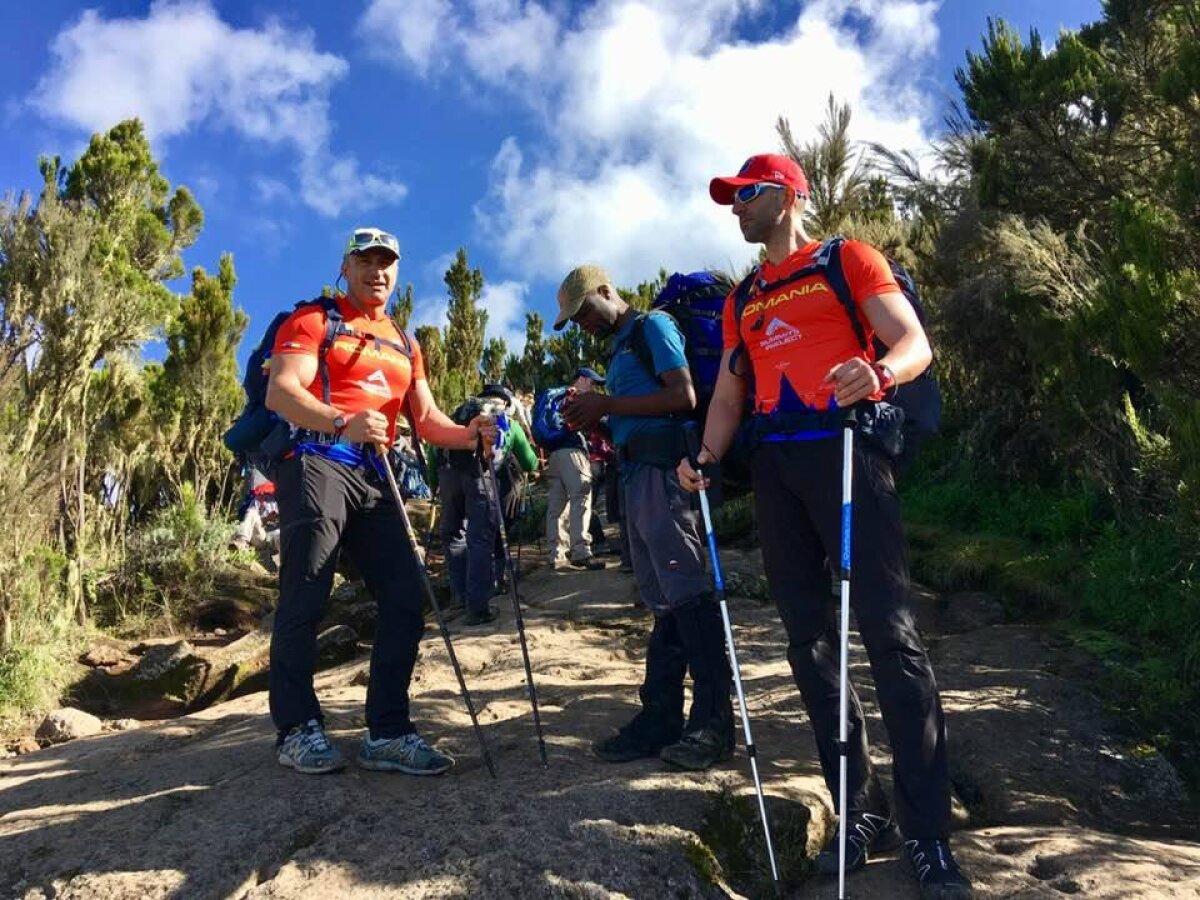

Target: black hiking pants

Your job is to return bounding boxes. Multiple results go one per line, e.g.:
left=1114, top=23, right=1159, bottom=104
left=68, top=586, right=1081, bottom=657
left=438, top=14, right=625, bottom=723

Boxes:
left=753, top=439, right=951, bottom=840
left=270, top=453, right=425, bottom=740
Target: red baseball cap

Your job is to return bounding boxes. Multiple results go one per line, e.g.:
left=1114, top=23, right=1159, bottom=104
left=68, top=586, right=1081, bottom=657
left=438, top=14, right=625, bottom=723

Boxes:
left=709, top=153, right=809, bottom=205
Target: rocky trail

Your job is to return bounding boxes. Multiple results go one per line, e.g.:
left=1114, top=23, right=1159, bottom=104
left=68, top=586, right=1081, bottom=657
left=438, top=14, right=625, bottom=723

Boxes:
left=2, top=534, right=1198, bottom=899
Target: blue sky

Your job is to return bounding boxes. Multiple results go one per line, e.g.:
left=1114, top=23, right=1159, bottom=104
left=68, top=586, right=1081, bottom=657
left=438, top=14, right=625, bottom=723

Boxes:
left=0, top=0, right=1102, bottom=370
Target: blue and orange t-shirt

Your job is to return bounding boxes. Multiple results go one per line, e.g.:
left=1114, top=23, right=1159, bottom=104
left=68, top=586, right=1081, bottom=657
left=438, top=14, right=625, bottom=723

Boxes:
left=272, top=294, right=425, bottom=444
left=721, top=239, right=898, bottom=415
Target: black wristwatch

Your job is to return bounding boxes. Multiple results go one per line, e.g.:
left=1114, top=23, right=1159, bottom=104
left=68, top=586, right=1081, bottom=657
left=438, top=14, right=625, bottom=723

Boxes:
left=332, top=413, right=348, bottom=436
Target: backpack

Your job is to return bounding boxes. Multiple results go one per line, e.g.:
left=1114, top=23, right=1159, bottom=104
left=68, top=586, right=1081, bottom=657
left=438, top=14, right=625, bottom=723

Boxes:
left=530, top=387, right=585, bottom=453
left=730, top=236, right=941, bottom=470
left=625, top=271, right=752, bottom=501
left=222, top=296, right=416, bottom=466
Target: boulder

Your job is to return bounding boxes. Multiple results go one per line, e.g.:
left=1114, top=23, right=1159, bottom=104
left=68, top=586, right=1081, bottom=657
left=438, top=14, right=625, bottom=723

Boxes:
left=36, top=708, right=103, bottom=744
left=80, top=639, right=127, bottom=668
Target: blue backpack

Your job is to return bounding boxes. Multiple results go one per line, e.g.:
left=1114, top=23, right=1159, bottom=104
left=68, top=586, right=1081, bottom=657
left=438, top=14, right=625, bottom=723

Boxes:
left=531, top=386, right=584, bottom=452
left=222, top=296, right=415, bottom=465
left=625, top=271, right=752, bottom=500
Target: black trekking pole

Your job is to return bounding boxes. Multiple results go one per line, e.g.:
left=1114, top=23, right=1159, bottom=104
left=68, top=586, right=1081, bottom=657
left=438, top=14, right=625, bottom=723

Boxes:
left=374, top=444, right=497, bottom=779
left=682, top=423, right=779, bottom=884
left=836, top=414, right=855, bottom=900
left=478, top=426, right=549, bottom=767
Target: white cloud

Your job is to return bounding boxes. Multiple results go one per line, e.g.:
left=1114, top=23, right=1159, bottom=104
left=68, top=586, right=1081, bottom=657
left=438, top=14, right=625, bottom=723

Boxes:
left=408, top=278, right=530, bottom=355
left=359, top=0, right=559, bottom=86
left=365, top=0, right=940, bottom=287
left=33, top=0, right=406, bottom=218
left=479, top=280, right=530, bottom=354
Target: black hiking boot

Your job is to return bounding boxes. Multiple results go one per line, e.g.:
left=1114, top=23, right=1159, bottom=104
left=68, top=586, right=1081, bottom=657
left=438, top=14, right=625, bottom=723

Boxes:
left=815, top=810, right=902, bottom=875
left=461, top=608, right=497, bottom=627
left=903, top=839, right=973, bottom=899
left=659, top=727, right=734, bottom=771
left=592, top=716, right=680, bottom=763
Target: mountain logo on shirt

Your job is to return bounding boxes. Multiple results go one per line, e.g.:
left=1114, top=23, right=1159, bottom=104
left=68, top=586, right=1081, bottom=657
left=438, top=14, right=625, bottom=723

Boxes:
left=761, top=318, right=802, bottom=351
left=359, top=369, right=392, bottom=398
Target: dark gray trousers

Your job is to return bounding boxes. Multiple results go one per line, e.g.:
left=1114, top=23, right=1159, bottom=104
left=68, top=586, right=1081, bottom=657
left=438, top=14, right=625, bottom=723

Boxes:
left=753, top=439, right=951, bottom=839
left=270, top=453, right=424, bottom=740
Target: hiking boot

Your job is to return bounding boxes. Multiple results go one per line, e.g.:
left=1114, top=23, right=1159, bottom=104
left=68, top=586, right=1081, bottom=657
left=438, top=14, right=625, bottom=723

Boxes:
left=593, top=720, right=680, bottom=763
left=571, top=556, right=605, bottom=571
left=903, top=839, right=974, bottom=899
left=357, top=732, right=455, bottom=775
left=552, top=559, right=575, bottom=573
left=461, top=608, right=497, bottom=627
left=277, top=719, right=346, bottom=774
left=815, top=810, right=902, bottom=875
left=659, top=727, right=734, bottom=771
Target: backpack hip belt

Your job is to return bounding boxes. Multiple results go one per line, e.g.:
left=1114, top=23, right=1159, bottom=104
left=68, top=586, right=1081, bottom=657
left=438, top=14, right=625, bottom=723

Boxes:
left=618, top=428, right=688, bottom=469
left=748, top=408, right=848, bottom=443
left=291, top=428, right=377, bottom=453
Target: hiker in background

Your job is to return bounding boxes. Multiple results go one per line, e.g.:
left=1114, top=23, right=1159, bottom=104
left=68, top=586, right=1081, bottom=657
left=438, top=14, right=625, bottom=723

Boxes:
left=230, top=469, right=279, bottom=553
left=557, top=265, right=734, bottom=771
left=585, top=424, right=617, bottom=557
left=532, top=369, right=604, bottom=571
left=265, top=226, right=495, bottom=777
left=438, top=384, right=538, bottom=624
left=676, top=154, right=972, bottom=899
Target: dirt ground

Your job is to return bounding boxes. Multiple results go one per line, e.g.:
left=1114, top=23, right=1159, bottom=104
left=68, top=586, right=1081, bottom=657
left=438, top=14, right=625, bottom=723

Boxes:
left=1, top=540, right=1198, bottom=899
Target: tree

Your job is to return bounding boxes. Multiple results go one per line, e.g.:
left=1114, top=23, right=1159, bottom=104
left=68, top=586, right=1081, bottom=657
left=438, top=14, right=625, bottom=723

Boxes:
left=442, top=248, right=487, bottom=399
left=388, top=283, right=414, bottom=332
left=148, top=253, right=248, bottom=510
left=481, top=336, right=507, bottom=384
left=0, top=118, right=200, bottom=624
left=505, top=312, right=546, bottom=392
left=779, top=94, right=872, bottom=234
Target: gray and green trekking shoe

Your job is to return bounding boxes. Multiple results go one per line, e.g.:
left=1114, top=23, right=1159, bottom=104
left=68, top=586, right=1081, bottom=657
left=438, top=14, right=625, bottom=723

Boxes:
left=277, top=719, right=346, bottom=774
left=357, top=732, right=455, bottom=775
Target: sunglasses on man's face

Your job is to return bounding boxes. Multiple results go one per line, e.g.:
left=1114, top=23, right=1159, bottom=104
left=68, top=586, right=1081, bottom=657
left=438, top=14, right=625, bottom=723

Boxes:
left=733, top=182, right=788, bottom=204
left=348, top=229, right=401, bottom=257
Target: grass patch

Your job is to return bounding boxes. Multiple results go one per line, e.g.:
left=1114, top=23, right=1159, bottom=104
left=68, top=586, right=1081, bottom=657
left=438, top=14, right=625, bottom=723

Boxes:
left=694, top=786, right=812, bottom=898
left=901, top=456, right=1200, bottom=789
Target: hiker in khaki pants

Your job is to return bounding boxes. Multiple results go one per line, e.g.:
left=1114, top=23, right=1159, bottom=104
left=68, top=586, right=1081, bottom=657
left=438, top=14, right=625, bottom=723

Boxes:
left=544, top=368, right=606, bottom=571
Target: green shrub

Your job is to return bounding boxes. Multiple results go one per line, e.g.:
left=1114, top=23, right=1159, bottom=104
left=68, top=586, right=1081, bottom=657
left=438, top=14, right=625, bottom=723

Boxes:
left=0, top=546, right=81, bottom=720
left=98, top=483, right=236, bottom=631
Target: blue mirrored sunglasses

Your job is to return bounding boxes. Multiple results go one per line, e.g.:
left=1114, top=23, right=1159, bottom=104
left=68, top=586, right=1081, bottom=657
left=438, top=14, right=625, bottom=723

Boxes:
left=347, top=229, right=400, bottom=257
left=733, top=182, right=787, bottom=204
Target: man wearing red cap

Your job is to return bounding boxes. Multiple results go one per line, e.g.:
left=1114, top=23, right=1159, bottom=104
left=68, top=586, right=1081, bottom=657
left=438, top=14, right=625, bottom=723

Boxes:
left=678, top=155, right=973, bottom=898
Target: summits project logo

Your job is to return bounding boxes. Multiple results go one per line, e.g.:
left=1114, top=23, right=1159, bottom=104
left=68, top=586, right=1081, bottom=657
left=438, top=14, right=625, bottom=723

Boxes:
left=762, top=318, right=801, bottom=351
left=358, top=369, right=392, bottom=398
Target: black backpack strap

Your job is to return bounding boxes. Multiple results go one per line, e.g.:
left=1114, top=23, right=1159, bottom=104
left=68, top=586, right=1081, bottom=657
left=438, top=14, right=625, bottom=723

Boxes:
left=624, top=313, right=662, bottom=385
left=815, top=237, right=870, bottom=352
left=313, top=297, right=344, bottom=405
left=727, top=269, right=758, bottom=377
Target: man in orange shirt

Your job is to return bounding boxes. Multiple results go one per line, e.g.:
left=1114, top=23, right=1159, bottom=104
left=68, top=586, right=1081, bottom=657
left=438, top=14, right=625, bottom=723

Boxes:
left=266, top=227, right=493, bottom=777
left=678, top=155, right=973, bottom=899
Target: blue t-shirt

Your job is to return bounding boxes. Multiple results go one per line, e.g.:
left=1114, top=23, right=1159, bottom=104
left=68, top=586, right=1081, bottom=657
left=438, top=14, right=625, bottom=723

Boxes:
left=606, top=312, right=688, bottom=448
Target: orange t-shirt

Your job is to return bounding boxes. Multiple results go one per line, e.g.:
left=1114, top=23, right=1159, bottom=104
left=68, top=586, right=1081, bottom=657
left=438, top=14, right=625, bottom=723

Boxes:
left=721, top=240, right=899, bottom=414
left=272, top=295, right=425, bottom=441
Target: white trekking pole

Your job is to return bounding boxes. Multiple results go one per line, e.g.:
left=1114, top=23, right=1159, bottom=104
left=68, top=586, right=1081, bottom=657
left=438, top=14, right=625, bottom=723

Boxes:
left=683, top=423, right=779, bottom=884
left=837, top=416, right=855, bottom=899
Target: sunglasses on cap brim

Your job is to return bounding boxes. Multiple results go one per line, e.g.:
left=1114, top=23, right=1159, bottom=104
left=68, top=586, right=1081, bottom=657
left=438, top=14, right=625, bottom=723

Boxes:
left=348, top=229, right=401, bottom=257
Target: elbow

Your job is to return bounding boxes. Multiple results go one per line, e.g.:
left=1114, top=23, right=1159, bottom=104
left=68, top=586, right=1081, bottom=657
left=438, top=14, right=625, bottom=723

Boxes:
left=264, top=380, right=282, bottom=414
left=679, top=384, right=697, bottom=413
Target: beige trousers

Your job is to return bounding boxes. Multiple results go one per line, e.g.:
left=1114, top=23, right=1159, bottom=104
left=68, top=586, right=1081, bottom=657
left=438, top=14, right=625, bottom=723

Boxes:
left=545, top=446, right=593, bottom=562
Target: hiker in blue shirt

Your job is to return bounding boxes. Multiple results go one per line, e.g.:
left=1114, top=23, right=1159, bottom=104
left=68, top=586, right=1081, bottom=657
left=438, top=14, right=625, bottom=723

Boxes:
left=557, top=264, right=734, bottom=771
